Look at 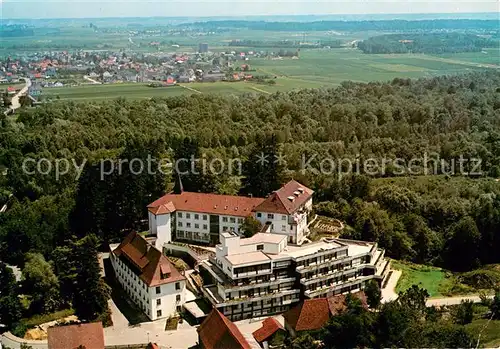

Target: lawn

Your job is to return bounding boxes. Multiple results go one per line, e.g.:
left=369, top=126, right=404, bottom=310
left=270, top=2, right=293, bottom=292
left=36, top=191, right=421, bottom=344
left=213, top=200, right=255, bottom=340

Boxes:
left=466, top=318, right=500, bottom=347
left=40, top=48, right=498, bottom=101
left=392, top=260, right=455, bottom=297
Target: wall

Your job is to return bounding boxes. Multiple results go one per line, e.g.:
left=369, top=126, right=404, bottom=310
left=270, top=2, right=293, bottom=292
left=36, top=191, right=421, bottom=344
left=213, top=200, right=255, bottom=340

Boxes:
left=148, top=280, right=186, bottom=321
left=155, top=213, right=172, bottom=249
left=1, top=332, right=48, bottom=349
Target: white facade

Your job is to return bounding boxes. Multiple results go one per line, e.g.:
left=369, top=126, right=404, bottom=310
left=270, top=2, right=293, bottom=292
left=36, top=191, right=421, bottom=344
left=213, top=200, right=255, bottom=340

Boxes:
left=254, top=197, right=312, bottom=244
left=202, top=232, right=390, bottom=321
left=110, top=245, right=186, bottom=321
left=175, top=210, right=211, bottom=243
left=151, top=210, right=248, bottom=244
left=149, top=211, right=173, bottom=250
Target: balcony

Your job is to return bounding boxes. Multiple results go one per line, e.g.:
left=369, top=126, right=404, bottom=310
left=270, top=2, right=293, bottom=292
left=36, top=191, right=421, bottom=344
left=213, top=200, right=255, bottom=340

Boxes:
left=296, top=252, right=369, bottom=274
left=300, top=265, right=367, bottom=286
left=233, top=269, right=272, bottom=279
left=304, top=275, right=379, bottom=298
left=220, top=289, right=300, bottom=306
left=223, top=277, right=296, bottom=292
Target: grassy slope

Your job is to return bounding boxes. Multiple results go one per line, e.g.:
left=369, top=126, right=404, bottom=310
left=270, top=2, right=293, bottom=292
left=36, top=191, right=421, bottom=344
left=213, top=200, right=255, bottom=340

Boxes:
left=466, top=318, right=500, bottom=347
left=392, top=260, right=457, bottom=297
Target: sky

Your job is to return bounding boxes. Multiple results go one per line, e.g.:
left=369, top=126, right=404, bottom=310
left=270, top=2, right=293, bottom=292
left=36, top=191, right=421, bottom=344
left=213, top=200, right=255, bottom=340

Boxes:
left=1, top=0, right=499, bottom=19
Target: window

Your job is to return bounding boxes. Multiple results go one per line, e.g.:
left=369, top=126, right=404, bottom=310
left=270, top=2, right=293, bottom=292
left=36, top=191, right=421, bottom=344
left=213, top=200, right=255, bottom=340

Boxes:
left=186, top=213, right=191, bottom=219
left=222, top=226, right=228, bottom=231
left=156, top=299, right=161, bottom=305
left=175, top=282, right=180, bottom=290
left=267, top=213, right=274, bottom=219
left=178, top=221, right=183, bottom=227
left=282, top=215, right=287, bottom=221
left=222, top=217, right=228, bottom=222
left=238, top=218, right=243, bottom=224
left=230, top=217, right=236, bottom=223
left=156, top=286, right=161, bottom=294
left=195, top=223, right=199, bottom=229
left=281, top=225, right=286, bottom=232
left=157, top=310, right=162, bottom=317
left=178, top=212, right=182, bottom=218
left=176, top=295, right=181, bottom=302
left=186, top=222, right=191, bottom=228
left=257, top=244, right=264, bottom=251
left=203, top=224, right=208, bottom=230
left=203, top=215, right=208, bottom=220
left=257, top=213, right=262, bottom=218
left=195, top=214, right=199, bottom=220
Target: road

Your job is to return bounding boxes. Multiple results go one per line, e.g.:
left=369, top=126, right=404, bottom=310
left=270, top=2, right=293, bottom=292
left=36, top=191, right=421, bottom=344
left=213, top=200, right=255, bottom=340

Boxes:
left=426, top=295, right=494, bottom=307
left=4, top=78, right=31, bottom=115
left=381, top=269, right=402, bottom=303
left=83, top=75, right=101, bottom=84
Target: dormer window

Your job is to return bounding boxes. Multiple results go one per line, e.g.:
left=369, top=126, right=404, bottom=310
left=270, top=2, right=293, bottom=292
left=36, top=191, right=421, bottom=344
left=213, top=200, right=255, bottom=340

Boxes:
left=257, top=244, right=264, bottom=251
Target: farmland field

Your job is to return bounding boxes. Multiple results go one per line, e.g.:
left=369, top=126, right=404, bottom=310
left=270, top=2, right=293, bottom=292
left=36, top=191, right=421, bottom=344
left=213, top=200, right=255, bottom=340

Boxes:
left=41, top=47, right=499, bottom=101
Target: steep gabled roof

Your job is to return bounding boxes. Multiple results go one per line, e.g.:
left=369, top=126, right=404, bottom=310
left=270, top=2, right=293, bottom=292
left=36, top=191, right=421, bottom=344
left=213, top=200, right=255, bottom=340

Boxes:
left=148, top=192, right=265, bottom=218
left=197, top=309, right=252, bottom=349
left=252, top=317, right=284, bottom=343
left=254, top=180, right=313, bottom=215
left=283, top=298, right=330, bottom=332
left=47, top=322, right=104, bottom=349
left=112, top=232, right=185, bottom=287
left=148, top=201, right=176, bottom=215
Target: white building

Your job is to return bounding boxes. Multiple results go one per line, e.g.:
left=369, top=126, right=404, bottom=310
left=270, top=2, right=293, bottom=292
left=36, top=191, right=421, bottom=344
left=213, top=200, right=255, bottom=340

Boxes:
left=253, top=180, right=313, bottom=244
left=148, top=191, right=265, bottom=248
left=147, top=180, right=314, bottom=248
left=110, top=232, right=186, bottom=321
left=200, top=231, right=389, bottom=321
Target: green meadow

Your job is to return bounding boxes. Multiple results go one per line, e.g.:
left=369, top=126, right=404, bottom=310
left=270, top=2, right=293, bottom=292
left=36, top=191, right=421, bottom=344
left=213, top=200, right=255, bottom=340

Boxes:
left=41, top=47, right=499, bottom=101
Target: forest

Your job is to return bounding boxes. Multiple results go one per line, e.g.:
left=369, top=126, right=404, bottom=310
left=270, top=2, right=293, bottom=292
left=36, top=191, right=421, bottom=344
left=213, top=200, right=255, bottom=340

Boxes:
left=228, top=39, right=343, bottom=48
left=182, top=19, right=500, bottom=32
left=358, top=33, right=499, bottom=54
left=1, top=71, right=500, bottom=331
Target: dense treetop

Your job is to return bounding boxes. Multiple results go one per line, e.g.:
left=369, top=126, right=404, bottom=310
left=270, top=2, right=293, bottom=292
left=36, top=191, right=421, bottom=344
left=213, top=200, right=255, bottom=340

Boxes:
left=358, top=33, right=498, bottom=54
left=0, top=71, right=499, bottom=272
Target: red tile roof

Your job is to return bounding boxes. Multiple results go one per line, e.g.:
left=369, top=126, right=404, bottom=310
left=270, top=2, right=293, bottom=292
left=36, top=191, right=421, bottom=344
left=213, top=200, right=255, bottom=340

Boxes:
left=252, top=317, right=284, bottom=343
left=283, top=298, right=330, bottom=332
left=112, top=232, right=185, bottom=287
left=148, top=192, right=264, bottom=218
left=197, top=309, right=252, bottom=349
left=148, top=201, right=176, bottom=215
left=254, top=180, right=313, bottom=215
left=47, top=322, right=104, bottom=349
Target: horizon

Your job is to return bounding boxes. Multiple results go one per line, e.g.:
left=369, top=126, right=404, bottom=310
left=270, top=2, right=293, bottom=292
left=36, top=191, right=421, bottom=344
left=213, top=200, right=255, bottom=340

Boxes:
left=2, top=0, right=499, bottom=20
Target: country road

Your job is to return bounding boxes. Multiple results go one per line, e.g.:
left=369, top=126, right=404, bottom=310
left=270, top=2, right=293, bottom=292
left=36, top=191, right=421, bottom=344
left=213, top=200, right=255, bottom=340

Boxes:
left=83, top=75, right=101, bottom=84
left=426, top=294, right=494, bottom=307
left=4, top=78, right=31, bottom=115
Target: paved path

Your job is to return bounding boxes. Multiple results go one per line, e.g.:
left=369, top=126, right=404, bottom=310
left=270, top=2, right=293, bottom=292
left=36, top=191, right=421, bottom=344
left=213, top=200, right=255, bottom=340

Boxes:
left=83, top=75, right=101, bottom=84
left=426, top=295, right=494, bottom=307
left=381, top=269, right=401, bottom=303
left=4, top=78, right=31, bottom=115
left=178, top=84, right=202, bottom=94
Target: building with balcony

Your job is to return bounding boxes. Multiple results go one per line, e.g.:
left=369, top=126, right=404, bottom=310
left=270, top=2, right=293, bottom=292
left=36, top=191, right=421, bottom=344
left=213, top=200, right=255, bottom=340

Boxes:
left=110, top=232, right=187, bottom=321
left=200, top=231, right=389, bottom=321
left=147, top=180, right=314, bottom=249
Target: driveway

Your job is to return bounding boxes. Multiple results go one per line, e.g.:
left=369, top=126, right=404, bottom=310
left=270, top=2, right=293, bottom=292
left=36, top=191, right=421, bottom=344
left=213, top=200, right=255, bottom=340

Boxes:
left=381, top=269, right=402, bottom=303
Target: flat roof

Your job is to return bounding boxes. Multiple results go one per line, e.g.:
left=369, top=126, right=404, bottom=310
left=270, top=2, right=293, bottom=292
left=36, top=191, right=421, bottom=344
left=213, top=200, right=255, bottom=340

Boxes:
left=285, top=239, right=344, bottom=258
left=240, top=233, right=287, bottom=246
left=225, top=251, right=270, bottom=266
left=184, top=301, right=208, bottom=319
